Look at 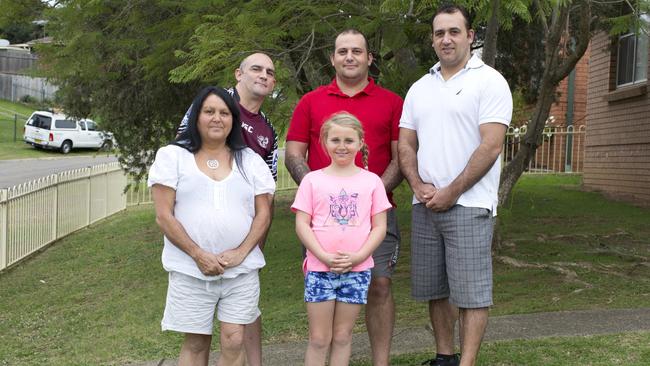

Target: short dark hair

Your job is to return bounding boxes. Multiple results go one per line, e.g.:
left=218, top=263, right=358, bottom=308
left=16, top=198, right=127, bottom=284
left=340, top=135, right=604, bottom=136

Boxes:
left=333, top=29, right=370, bottom=54
left=173, top=86, right=249, bottom=180
left=430, top=4, right=472, bottom=33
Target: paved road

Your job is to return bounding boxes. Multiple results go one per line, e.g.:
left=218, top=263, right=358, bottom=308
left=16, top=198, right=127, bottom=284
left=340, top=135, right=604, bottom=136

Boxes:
left=0, top=155, right=118, bottom=188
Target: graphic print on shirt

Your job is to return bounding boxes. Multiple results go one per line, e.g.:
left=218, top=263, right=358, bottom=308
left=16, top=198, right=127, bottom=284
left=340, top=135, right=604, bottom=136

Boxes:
left=325, top=189, right=360, bottom=228
left=257, top=135, right=269, bottom=149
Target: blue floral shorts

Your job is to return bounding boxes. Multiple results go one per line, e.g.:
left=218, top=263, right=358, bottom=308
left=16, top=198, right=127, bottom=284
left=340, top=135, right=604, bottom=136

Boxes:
left=304, top=270, right=371, bottom=304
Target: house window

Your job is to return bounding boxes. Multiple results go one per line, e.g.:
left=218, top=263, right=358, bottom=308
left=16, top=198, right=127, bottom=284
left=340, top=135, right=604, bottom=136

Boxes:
left=617, top=15, right=649, bottom=87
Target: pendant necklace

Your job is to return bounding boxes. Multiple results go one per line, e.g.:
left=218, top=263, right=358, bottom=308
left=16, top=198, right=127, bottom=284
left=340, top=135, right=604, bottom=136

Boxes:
left=206, top=159, right=220, bottom=170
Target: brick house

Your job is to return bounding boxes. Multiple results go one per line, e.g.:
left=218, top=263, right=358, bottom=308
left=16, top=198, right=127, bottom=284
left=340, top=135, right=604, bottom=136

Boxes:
left=585, top=23, right=650, bottom=205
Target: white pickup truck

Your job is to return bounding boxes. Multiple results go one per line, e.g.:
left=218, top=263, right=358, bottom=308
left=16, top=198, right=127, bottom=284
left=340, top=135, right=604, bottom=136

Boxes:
left=23, top=111, right=115, bottom=154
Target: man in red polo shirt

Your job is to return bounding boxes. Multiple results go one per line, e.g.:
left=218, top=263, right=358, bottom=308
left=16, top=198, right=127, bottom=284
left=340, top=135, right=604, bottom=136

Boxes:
left=285, top=29, right=403, bottom=366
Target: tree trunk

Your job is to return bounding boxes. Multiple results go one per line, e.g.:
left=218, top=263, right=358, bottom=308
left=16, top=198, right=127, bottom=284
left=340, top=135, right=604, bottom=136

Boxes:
left=498, top=0, right=591, bottom=206
left=499, top=74, right=558, bottom=205
left=482, top=0, right=500, bottom=67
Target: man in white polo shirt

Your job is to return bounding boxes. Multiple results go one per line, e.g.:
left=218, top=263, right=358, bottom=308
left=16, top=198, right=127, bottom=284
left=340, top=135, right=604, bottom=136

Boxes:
left=398, top=4, right=512, bottom=366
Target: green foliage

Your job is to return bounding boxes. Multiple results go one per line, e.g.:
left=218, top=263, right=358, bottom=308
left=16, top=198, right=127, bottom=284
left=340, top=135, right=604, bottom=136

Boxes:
left=38, top=0, right=543, bottom=176
left=34, top=0, right=641, bottom=178
left=39, top=0, right=206, bottom=179
left=169, top=0, right=438, bottom=132
left=0, top=0, right=47, bottom=43
left=495, top=16, right=546, bottom=104
left=607, top=0, right=650, bottom=36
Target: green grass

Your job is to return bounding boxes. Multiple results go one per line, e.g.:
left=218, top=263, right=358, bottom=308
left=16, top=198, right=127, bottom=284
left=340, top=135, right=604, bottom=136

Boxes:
left=493, top=174, right=650, bottom=315
left=0, top=100, right=41, bottom=159
left=1, top=175, right=649, bottom=365
left=0, top=99, right=35, bottom=118
left=0, top=140, right=107, bottom=160
left=351, top=332, right=650, bottom=365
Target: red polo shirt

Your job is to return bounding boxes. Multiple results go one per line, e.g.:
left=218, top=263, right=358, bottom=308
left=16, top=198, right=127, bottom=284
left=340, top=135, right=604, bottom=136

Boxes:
left=287, top=78, right=403, bottom=199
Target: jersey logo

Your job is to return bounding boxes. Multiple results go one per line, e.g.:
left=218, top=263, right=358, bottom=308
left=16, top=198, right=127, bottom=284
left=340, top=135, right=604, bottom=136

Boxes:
left=257, top=135, right=269, bottom=148
left=241, top=122, right=253, bottom=133
left=325, top=189, right=359, bottom=227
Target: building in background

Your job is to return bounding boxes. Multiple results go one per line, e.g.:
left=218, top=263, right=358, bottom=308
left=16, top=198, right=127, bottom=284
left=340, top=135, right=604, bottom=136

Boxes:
left=585, top=15, right=650, bottom=205
left=0, top=37, right=56, bottom=103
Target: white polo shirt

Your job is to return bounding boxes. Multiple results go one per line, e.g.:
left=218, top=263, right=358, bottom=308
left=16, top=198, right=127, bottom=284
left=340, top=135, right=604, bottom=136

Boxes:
left=400, top=54, right=512, bottom=215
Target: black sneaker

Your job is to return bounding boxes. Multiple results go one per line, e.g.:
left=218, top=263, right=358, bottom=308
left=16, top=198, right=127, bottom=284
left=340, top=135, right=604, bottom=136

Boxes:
left=421, top=353, right=460, bottom=366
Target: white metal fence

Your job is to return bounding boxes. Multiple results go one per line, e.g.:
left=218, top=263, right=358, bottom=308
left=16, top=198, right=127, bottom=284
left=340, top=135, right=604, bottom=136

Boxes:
left=0, top=162, right=127, bottom=271
left=503, top=125, right=586, bottom=174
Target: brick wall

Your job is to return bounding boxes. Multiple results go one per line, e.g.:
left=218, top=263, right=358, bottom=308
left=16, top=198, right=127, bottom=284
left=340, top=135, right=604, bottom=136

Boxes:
left=585, top=32, right=650, bottom=204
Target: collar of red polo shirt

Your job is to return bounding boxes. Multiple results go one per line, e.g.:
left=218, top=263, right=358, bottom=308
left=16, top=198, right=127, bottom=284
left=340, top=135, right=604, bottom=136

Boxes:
left=325, top=77, right=377, bottom=97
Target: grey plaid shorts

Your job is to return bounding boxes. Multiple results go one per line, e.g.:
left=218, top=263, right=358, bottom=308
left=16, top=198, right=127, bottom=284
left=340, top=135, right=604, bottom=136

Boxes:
left=410, top=204, right=494, bottom=308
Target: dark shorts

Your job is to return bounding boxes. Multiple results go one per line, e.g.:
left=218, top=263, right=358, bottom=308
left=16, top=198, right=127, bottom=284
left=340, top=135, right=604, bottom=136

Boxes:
left=371, top=208, right=401, bottom=279
left=304, top=270, right=372, bottom=304
left=410, top=204, right=494, bottom=308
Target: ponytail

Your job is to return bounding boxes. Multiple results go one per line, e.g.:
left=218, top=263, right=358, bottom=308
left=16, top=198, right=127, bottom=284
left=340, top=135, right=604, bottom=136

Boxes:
left=361, top=143, right=369, bottom=170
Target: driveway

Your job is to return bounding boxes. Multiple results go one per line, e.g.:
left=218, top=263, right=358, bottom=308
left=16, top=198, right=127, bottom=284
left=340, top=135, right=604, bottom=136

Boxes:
left=0, top=155, right=119, bottom=188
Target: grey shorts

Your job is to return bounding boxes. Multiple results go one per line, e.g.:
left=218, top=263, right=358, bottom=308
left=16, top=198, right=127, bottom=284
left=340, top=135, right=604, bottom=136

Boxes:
left=371, top=208, right=401, bottom=279
left=410, top=204, right=494, bottom=308
left=161, top=271, right=260, bottom=335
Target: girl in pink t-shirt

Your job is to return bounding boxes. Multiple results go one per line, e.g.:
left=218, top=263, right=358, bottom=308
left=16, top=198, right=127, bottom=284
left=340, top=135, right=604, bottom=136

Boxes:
left=291, top=112, right=392, bottom=366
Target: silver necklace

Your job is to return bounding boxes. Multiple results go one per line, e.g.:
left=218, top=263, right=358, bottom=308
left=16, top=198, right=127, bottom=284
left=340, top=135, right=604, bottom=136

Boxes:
left=206, top=159, right=220, bottom=170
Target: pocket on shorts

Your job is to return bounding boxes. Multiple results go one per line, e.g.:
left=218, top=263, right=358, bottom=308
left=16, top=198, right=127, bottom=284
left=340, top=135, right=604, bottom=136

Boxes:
left=472, top=207, right=491, bottom=218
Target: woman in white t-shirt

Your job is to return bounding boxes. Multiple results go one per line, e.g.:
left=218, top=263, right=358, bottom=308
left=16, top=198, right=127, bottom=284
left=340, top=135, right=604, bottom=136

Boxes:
left=148, top=86, right=275, bottom=366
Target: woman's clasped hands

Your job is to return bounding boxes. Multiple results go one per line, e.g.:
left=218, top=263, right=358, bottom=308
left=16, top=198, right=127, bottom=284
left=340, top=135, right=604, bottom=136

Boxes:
left=192, top=248, right=246, bottom=276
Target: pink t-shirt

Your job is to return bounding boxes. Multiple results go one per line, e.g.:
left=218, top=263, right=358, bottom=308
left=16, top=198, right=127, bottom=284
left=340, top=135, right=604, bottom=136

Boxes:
left=291, top=169, right=392, bottom=272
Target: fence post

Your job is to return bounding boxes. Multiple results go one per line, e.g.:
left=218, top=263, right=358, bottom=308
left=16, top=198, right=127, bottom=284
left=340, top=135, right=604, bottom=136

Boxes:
left=52, top=174, right=58, bottom=240
left=87, top=168, right=92, bottom=226
left=13, top=114, right=17, bottom=142
left=103, top=165, right=108, bottom=218
left=0, top=189, right=7, bottom=270
left=564, top=126, right=574, bottom=173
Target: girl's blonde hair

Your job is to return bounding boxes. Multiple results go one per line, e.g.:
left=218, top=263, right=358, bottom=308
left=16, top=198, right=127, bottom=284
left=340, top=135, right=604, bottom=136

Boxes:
left=319, top=112, right=369, bottom=169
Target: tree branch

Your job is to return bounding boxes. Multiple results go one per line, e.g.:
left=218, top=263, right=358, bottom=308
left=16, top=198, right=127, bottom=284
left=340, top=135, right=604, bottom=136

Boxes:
left=553, top=1, right=591, bottom=83
left=534, top=0, right=549, bottom=34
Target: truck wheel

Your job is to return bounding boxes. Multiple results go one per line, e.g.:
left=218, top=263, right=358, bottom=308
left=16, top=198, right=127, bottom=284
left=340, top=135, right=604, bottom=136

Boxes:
left=60, top=140, right=72, bottom=154
left=100, top=140, right=113, bottom=151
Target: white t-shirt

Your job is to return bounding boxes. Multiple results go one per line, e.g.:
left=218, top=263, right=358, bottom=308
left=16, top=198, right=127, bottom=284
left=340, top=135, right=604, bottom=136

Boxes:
left=400, top=54, right=512, bottom=215
left=147, top=145, right=275, bottom=280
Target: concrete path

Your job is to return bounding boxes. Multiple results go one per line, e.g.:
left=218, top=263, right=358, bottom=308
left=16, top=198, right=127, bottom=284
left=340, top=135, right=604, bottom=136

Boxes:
left=128, top=307, right=650, bottom=366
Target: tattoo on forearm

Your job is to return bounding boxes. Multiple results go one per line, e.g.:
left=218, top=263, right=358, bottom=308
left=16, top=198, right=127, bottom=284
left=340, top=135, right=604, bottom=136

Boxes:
left=382, top=161, right=404, bottom=192
left=286, top=156, right=311, bottom=185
